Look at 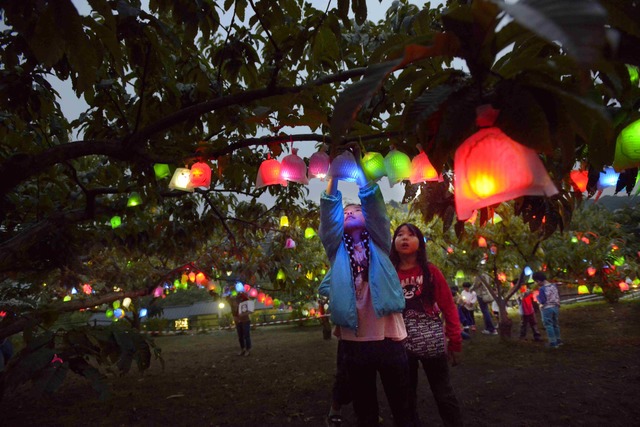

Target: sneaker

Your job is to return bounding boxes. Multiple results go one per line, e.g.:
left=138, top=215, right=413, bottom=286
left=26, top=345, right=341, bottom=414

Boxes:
left=481, top=330, right=493, bottom=335
left=244, top=349, right=251, bottom=356
left=491, top=330, right=498, bottom=335
left=237, top=349, right=245, bottom=356
left=326, top=414, right=343, bottom=427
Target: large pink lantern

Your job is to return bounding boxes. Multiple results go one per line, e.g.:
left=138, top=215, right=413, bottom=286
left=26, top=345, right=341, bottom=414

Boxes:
left=280, top=148, right=309, bottom=185
left=454, top=106, right=558, bottom=221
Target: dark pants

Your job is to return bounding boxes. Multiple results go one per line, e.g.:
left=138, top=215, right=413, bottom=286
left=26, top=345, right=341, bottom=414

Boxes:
left=519, top=314, right=541, bottom=340
left=408, top=354, right=463, bottom=427
left=332, top=340, right=352, bottom=405
left=478, top=299, right=496, bottom=332
left=235, top=321, right=251, bottom=350
left=459, top=307, right=475, bottom=328
left=342, top=339, right=417, bottom=427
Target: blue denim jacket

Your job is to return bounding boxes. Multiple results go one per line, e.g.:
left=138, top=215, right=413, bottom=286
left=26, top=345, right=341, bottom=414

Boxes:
left=317, top=183, right=405, bottom=331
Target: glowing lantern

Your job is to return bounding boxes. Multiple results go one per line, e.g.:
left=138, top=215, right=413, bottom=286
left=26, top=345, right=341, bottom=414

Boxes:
left=256, top=155, right=287, bottom=188
left=569, top=170, right=589, bottom=193
left=285, top=238, right=296, bottom=249
left=114, top=308, right=124, bottom=319
left=127, top=192, right=142, bottom=207
left=619, top=281, right=630, bottom=292
left=577, top=285, right=589, bottom=294
left=362, top=151, right=386, bottom=182
left=0, top=311, right=6, bottom=318
left=446, top=246, right=454, bottom=254
left=327, top=150, right=361, bottom=183
left=280, top=148, right=309, bottom=184
left=613, top=256, right=625, bottom=266
left=110, top=216, right=122, bottom=229
left=490, top=245, right=498, bottom=255
left=410, top=148, right=439, bottom=183
left=244, top=284, right=251, bottom=293
left=597, top=167, right=620, bottom=190
left=63, top=295, right=72, bottom=302
left=218, top=302, right=225, bottom=309
left=587, top=266, right=597, bottom=277
left=181, top=274, right=188, bottom=284
left=153, top=286, right=164, bottom=298
left=571, top=236, right=579, bottom=243
left=628, top=64, right=639, bottom=85
left=276, top=268, right=286, bottom=281
left=280, top=215, right=289, bottom=227
left=153, top=163, right=171, bottom=179
left=455, top=270, right=465, bottom=280
left=82, top=284, right=92, bottom=294
left=309, top=308, right=316, bottom=316
left=105, top=309, right=114, bottom=318
left=196, top=272, right=206, bottom=285
left=524, top=266, right=533, bottom=276
left=258, top=292, right=266, bottom=303
left=581, top=237, right=590, bottom=244
left=593, top=285, right=603, bottom=294
left=122, top=297, right=132, bottom=308
left=235, top=282, right=244, bottom=293
left=113, top=300, right=121, bottom=309
left=477, top=236, right=487, bottom=248
left=169, top=168, right=194, bottom=192
left=139, top=308, right=148, bottom=318
left=308, top=146, right=330, bottom=180
left=497, top=272, right=507, bottom=282
left=190, top=162, right=212, bottom=188
left=454, top=107, right=558, bottom=220
left=613, top=119, right=640, bottom=171
left=304, top=227, right=317, bottom=239
left=188, top=272, right=196, bottom=282
left=265, top=296, right=273, bottom=306
left=384, top=148, right=411, bottom=187
left=491, top=213, right=502, bottom=224
left=249, top=288, right=258, bottom=298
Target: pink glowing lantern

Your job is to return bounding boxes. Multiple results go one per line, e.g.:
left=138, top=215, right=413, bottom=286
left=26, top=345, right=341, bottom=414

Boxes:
left=587, top=266, right=597, bottom=277
left=249, top=288, right=258, bottom=298
left=153, top=286, right=164, bottom=298
left=280, top=148, right=309, bottom=184
left=190, top=162, right=212, bottom=188
left=82, top=284, right=93, bottom=295
left=308, top=146, right=331, bottom=180
left=285, top=238, right=296, bottom=249
left=454, top=106, right=558, bottom=221
left=256, top=155, right=287, bottom=188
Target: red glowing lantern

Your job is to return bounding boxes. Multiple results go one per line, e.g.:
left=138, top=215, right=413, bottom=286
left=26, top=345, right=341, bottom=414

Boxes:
left=477, top=236, right=487, bottom=248
left=256, top=155, right=287, bottom=188
left=587, top=266, right=597, bottom=276
left=190, top=162, right=212, bottom=188
left=569, top=170, right=589, bottom=193
left=619, top=281, right=630, bottom=292
left=258, top=292, right=266, bottom=303
left=410, top=147, right=440, bottom=184
left=82, top=284, right=93, bottom=295
left=196, top=272, right=206, bottom=285
left=308, top=145, right=330, bottom=180
left=280, top=148, right=309, bottom=185
left=265, top=296, right=273, bottom=306
left=454, top=106, right=558, bottom=220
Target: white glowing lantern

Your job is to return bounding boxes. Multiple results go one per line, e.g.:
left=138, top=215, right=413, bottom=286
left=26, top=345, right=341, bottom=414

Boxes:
left=169, top=168, right=194, bottom=192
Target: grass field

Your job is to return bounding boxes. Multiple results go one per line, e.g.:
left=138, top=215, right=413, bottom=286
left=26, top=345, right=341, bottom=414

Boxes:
left=3, top=298, right=640, bottom=426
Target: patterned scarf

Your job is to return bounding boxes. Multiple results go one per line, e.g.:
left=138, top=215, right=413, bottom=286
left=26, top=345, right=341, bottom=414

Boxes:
left=344, top=231, right=370, bottom=284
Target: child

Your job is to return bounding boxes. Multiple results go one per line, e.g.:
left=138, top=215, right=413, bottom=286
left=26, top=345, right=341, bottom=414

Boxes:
left=518, top=284, right=542, bottom=341
left=532, top=271, right=563, bottom=348
left=460, top=282, right=477, bottom=332
left=390, top=223, right=464, bottom=427
left=318, top=145, right=415, bottom=427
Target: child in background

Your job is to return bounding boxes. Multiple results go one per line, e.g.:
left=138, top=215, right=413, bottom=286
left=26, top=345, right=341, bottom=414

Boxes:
left=318, top=144, right=415, bottom=427
left=390, top=223, right=464, bottom=427
left=460, top=282, right=477, bottom=332
left=519, top=284, right=542, bottom=341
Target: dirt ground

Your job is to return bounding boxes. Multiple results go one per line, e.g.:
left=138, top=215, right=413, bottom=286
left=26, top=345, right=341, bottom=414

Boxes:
left=2, top=299, right=640, bottom=426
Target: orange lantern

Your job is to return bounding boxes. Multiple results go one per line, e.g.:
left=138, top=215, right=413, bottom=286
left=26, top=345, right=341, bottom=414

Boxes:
left=410, top=146, right=440, bottom=184
left=454, top=106, right=558, bottom=220
left=619, top=281, right=630, bottom=292
left=308, top=145, right=330, bottom=180
left=280, top=148, right=309, bottom=185
left=190, top=162, right=212, bottom=188
left=477, top=236, right=487, bottom=248
left=188, top=272, right=196, bottom=282
left=257, top=292, right=266, bottom=303
left=265, top=296, right=273, bottom=306
left=256, top=155, right=287, bottom=188
left=569, top=170, right=589, bottom=192
left=587, top=266, right=597, bottom=277
left=195, top=272, right=206, bottom=285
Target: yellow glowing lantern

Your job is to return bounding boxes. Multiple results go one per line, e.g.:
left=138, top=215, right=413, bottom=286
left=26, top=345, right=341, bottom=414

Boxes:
left=181, top=273, right=188, bottom=284
left=613, top=119, right=640, bottom=171
left=304, top=227, right=317, bottom=239
left=384, top=148, right=411, bottom=187
left=578, top=285, right=589, bottom=294
left=280, top=215, right=289, bottom=228
left=454, top=107, right=558, bottom=220
left=362, top=151, right=386, bottom=182
left=169, top=168, right=194, bottom=192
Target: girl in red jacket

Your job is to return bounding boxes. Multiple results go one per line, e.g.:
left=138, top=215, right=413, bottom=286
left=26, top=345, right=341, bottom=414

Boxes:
left=390, top=223, right=464, bottom=427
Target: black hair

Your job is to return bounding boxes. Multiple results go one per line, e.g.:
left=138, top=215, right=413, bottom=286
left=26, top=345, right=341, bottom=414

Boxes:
left=462, top=282, right=472, bottom=288
left=532, top=272, right=547, bottom=282
left=389, top=223, right=434, bottom=304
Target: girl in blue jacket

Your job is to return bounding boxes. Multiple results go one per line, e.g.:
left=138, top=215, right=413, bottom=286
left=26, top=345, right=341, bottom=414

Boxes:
left=318, top=144, right=416, bottom=427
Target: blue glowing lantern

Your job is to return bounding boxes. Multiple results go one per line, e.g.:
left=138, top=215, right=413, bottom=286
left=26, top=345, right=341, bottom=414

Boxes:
left=235, top=282, right=245, bottom=293
left=139, top=308, right=148, bottom=318
left=597, top=167, right=620, bottom=190
left=113, top=308, right=124, bottom=318
left=327, top=150, right=361, bottom=183
left=524, top=266, right=533, bottom=276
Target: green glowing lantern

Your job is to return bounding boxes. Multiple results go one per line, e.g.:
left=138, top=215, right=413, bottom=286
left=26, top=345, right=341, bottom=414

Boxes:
left=110, top=215, right=122, bottom=229
left=276, top=268, right=286, bottom=281
left=592, top=285, right=603, bottom=294
left=304, top=227, right=317, bottom=239
left=613, top=256, right=625, bottom=267
left=113, top=300, right=120, bottom=309
left=577, top=285, right=589, bottom=295
left=362, top=151, right=386, bottom=182
left=628, top=64, right=639, bottom=85
left=384, top=148, right=411, bottom=187
left=153, top=163, right=171, bottom=179
left=127, top=192, right=142, bottom=207
left=106, top=309, right=114, bottom=318
left=455, top=270, right=465, bottom=279
left=63, top=295, right=72, bottom=302
left=613, top=119, right=640, bottom=171
left=571, top=236, right=579, bottom=243
left=174, top=279, right=180, bottom=287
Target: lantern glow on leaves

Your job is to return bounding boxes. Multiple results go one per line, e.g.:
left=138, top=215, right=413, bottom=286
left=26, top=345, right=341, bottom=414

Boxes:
left=190, top=162, right=212, bottom=188
left=327, top=150, right=361, bottom=182
left=127, top=192, right=142, bottom=207
left=362, top=151, right=386, bottom=182
left=256, top=155, right=287, bottom=188
left=454, top=125, right=558, bottom=221
left=153, top=163, right=171, bottom=179
left=613, top=119, right=640, bottom=171
left=169, top=168, right=194, bottom=192
left=570, top=170, right=589, bottom=193
left=384, top=148, right=411, bottom=187
left=280, top=148, right=309, bottom=184
left=308, top=146, right=330, bottom=180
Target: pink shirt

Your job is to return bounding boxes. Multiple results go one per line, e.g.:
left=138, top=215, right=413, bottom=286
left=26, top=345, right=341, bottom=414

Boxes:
left=336, top=273, right=406, bottom=342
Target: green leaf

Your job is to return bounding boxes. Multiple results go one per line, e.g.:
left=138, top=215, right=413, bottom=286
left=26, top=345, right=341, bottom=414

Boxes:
left=404, top=83, right=463, bottom=135
left=352, top=0, right=368, bottom=26
left=493, top=0, right=607, bottom=67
